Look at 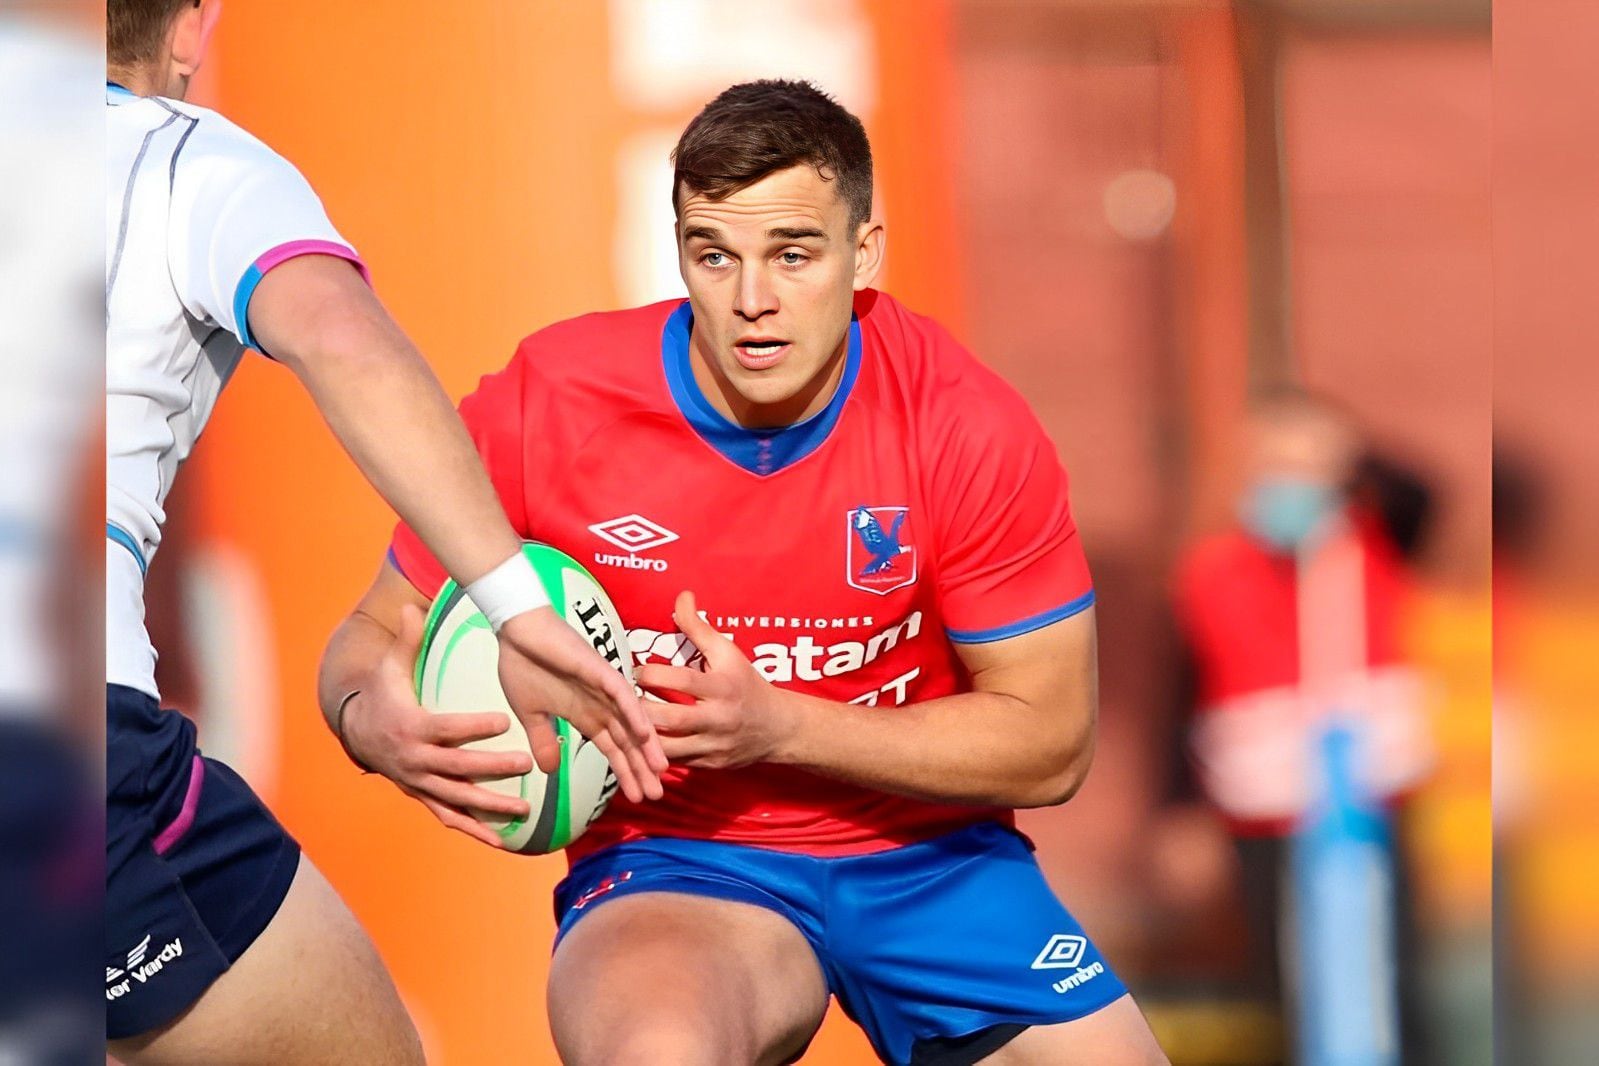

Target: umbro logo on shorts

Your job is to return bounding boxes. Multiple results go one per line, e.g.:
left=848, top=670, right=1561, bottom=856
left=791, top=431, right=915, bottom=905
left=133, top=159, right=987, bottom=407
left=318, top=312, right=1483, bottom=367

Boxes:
left=1031, top=934, right=1104, bottom=995
left=1030, top=934, right=1087, bottom=970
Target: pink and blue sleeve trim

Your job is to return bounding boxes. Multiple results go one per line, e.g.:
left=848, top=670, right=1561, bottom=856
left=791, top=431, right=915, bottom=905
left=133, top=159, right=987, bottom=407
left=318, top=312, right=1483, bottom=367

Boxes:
left=231, top=239, right=370, bottom=351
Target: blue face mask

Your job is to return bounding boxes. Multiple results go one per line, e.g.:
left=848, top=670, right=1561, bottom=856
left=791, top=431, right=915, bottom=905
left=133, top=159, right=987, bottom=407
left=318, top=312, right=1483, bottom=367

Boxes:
left=1241, top=478, right=1339, bottom=551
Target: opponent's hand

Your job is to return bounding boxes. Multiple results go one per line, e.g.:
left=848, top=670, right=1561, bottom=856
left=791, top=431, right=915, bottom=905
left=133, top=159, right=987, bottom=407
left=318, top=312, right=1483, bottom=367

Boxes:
left=342, top=604, right=535, bottom=848
left=632, top=591, right=798, bottom=770
left=494, top=607, right=667, bottom=803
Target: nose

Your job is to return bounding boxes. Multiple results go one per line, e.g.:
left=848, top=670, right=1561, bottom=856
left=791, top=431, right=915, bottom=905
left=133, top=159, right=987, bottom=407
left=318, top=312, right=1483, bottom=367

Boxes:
left=733, top=262, right=778, bottom=323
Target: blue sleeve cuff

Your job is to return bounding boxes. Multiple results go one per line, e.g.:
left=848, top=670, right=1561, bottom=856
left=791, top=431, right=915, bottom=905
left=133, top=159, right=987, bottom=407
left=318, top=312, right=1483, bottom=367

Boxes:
left=945, top=589, right=1096, bottom=644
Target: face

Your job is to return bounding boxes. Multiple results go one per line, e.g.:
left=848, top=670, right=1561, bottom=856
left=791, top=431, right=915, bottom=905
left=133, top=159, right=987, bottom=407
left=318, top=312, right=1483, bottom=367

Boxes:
left=1244, top=405, right=1359, bottom=490
left=1237, top=403, right=1360, bottom=550
left=676, top=164, right=883, bottom=428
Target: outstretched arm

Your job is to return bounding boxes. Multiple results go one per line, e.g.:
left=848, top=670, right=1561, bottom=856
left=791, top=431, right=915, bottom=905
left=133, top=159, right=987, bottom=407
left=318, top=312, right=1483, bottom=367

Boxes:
left=249, top=255, right=665, bottom=801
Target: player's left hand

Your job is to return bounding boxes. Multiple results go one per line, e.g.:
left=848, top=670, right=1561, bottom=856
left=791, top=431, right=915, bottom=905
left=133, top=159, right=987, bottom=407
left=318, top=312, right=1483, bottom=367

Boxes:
left=633, top=590, right=797, bottom=770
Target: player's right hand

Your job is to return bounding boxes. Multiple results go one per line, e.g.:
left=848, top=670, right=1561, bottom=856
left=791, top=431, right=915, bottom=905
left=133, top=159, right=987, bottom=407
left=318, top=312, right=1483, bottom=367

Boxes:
left=494, top=607, right=668, bottom=804
left=341, top=604, right=536, bottom=848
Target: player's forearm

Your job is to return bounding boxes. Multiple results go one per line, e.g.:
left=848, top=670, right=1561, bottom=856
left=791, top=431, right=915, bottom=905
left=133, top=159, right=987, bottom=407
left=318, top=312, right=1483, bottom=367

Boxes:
left=316, top=610, right=397, bottom=736
left=251, top=258, right=522, bottom=586
left=291, top=319, right=522, bottom=585
left=769, top=687, right=1095, bottom=809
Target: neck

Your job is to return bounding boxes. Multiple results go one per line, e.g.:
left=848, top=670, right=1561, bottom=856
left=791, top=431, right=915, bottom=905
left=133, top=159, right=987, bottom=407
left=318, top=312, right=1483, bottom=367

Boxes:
left=688, top=328, right=849, bottom=430
left=108, top=65, right=185, bottom=100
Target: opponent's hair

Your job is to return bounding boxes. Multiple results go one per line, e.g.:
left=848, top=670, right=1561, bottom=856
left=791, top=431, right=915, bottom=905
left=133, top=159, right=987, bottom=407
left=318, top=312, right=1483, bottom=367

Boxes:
left=672, top=80, right=874, bottom=231
left=108, top=0, right=195, bottom=68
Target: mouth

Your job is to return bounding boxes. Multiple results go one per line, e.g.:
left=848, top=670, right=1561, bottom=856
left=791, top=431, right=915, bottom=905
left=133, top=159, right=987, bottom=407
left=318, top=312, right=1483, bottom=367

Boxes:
left=733, top=337, right=792, bottom=371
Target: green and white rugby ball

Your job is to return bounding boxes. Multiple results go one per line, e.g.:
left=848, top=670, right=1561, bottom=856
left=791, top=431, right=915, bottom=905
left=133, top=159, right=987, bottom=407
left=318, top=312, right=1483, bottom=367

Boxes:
left=413, top=543, right=628, bottom=854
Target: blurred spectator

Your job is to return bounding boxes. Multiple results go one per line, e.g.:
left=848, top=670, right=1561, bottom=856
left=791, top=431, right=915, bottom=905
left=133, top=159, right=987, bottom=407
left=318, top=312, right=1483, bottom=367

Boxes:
left=1158, top=391, right=1437, bottom=1063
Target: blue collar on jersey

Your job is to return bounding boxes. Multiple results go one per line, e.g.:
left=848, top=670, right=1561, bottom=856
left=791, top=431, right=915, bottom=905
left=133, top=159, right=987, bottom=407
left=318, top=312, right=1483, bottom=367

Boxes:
left=661, top=301, right=862, bottom=477
left=107, top=81, right=135, bottom=101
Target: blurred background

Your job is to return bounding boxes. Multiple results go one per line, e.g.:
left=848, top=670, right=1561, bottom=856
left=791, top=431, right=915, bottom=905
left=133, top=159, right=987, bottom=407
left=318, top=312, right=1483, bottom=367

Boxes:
left=131, top=0, right=1507, bottom=1062
left=0, top=3, right=103, bottom=1063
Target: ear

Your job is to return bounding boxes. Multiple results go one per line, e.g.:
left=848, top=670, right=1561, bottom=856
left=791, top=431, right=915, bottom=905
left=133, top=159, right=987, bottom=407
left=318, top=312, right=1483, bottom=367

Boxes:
left=170, top=0, right=223, bottom=79
left=852, top=217, right=886, bottom=292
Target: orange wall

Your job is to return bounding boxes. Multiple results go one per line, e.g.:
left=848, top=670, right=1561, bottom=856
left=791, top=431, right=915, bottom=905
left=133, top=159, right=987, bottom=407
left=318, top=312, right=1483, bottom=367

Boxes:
left=1281, top=28, right=1492, bottom=581
left=193, top=3, right=953, bottom=1062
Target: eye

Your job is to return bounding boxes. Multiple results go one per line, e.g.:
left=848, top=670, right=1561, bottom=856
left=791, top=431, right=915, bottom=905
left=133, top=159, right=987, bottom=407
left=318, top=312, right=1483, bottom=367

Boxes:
left=779, top=251, right=808, bottom=266
left=701, top=252, right=729, bottom=268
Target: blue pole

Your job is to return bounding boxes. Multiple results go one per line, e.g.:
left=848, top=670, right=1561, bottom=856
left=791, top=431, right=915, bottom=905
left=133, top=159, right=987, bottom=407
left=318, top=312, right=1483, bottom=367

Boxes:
left=1290, top=721, right=1402, bottom=1065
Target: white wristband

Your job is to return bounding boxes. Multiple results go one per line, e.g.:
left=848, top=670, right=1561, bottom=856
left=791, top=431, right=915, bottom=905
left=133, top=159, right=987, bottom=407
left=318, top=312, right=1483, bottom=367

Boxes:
left=464, top=552, right=551, bottom=631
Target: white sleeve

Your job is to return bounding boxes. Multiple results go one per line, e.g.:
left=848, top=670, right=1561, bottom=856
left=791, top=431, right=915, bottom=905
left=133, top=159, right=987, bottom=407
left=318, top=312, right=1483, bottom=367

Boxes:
left=167, top=116, right=368, bottom=352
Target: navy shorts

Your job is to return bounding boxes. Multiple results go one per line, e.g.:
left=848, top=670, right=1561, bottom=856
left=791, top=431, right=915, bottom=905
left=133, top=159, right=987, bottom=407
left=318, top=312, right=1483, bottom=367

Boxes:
left=554, top=822, right=1128, bottom=1066
left=105, top=684, right=301, bottom=1040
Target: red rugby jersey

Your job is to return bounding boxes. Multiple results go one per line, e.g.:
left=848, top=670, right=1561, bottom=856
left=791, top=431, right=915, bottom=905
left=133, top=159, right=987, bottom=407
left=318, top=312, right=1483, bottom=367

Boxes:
left=390, top=289, right=1093, bottom=859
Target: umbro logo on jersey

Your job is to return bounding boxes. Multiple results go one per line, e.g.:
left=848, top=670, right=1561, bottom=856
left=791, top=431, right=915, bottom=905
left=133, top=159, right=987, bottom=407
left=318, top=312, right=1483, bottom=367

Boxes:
left=589, top=514, right=677, bottom=572
left=589, top=514, right=678, bottom=552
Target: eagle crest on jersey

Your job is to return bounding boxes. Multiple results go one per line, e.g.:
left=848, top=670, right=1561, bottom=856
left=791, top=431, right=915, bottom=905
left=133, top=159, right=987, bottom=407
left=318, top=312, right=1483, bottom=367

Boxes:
left=848, top=506, right=917, bottom=595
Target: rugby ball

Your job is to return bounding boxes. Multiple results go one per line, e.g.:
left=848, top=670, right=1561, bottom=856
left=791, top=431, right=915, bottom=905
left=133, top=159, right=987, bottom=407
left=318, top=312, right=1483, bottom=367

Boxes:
left=413, top=543, right=627, bottom=854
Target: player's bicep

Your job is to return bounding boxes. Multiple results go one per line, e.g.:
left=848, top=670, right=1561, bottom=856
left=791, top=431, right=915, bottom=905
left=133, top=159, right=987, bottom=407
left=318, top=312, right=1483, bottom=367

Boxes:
left=244, top=252, right=392, bottom=373
left=956, top=605, right=1098, bottom=724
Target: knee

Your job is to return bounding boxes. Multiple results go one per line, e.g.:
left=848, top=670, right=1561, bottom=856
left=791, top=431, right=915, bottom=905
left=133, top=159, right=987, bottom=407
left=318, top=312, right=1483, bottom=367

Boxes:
left=554, top=1008, right=750, bottom=1066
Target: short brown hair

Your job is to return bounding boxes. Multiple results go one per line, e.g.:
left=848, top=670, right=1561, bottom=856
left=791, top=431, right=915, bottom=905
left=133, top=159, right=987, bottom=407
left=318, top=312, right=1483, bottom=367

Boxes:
left=108, top=0, right=195, bottom=68
left=672, top=80, right=874, bottom=231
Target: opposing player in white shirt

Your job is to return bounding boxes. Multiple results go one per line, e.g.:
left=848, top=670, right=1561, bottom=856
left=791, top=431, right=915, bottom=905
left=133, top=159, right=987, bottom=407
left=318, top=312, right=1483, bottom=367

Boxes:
left=105, top=2, right=665, bottom=1061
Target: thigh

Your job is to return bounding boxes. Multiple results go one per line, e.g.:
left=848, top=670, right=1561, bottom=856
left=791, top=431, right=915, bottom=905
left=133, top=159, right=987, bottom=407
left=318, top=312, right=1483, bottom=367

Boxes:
left=110, top=854, right=422, bottom=1066
left=549, top=891, right=829, bottom=1066
left=979, top=994, right=1169, bottom=1066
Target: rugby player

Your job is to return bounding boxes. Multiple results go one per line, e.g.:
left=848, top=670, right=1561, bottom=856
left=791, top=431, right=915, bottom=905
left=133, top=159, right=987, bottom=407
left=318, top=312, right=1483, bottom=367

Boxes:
left=323, top=80, right=1169, bottom=1064
left=106, top=1, right=664, bottom=1060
